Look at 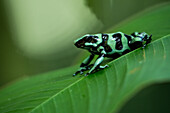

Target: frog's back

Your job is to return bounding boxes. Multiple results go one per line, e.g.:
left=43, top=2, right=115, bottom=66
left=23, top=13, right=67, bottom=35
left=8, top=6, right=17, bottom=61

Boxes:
left=105, top=32, right=132, bottom=56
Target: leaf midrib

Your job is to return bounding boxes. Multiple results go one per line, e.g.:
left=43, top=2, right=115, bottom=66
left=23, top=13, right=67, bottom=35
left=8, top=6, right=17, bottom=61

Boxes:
left=29, top=77, right=84, bottom=112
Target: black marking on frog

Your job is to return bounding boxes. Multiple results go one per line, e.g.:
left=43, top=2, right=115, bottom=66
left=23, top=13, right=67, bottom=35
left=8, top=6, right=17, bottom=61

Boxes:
left=112, top=33, right=123, bottom=50
left=101, top=34, right=112, bottom=52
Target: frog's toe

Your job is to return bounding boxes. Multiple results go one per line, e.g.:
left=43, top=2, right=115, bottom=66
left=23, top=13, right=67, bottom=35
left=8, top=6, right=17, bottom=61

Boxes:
left=105, top=65, right=109, bottom=68
left=80, top=71, right=84, bottom=75
left=84, top=72, right=90, bottom=76
left=73, top=73, right=77, bottom=77
left=99, top=65, right=109, bottom=69
left=73, top=70, right=81, bottom=76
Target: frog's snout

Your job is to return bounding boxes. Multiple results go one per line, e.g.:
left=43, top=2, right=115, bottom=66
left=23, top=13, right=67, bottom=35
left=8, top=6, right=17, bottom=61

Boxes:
left=74, top=42, right=81, bottom=48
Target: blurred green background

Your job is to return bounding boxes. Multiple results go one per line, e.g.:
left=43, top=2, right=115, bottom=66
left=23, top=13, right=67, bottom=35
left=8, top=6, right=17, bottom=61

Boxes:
left=0, top=0, right=169, bottom=88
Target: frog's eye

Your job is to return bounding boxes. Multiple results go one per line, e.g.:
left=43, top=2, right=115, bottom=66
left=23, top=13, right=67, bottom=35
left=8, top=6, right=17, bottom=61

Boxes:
left=91, top=38, right=97, bottom=43
left=88, top=36, right=92, bottom=42
left=86, top=36, right=98, bottom=43
left=85, top=36, right=92, bottom=42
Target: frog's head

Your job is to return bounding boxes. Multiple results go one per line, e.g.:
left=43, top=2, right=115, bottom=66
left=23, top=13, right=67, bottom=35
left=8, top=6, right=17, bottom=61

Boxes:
left=74, top=34, right=98, bottom=49
left=131, top=32, right=152, bottom=46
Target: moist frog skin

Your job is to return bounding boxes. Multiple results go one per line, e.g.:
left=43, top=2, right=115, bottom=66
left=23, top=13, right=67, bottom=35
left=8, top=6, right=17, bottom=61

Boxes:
left=73, top=32, right=152, bottom=76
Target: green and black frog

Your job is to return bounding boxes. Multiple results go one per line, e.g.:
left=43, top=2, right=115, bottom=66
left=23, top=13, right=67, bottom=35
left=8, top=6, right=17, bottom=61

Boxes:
left=73, top=32, right=152, bottom=76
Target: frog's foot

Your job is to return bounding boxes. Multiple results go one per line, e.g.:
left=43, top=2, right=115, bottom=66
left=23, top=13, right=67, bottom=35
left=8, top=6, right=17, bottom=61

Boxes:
left=98, top=65, right=109, bottom=69
left=84, top=65, right=109, bottom=76
left=85, top=64, right=94, bottom=70
left=142, top=44, right=146, bottom=49
left=73, top=66, right=92, bottom=77
left=73, top=67, right=85, bottom=76
left=73, top=70, right=84, bottom=77
left=84, top=72, right=90, bottom=76
left=73, top=71, right=80, bottom=76
left=93, top=65, right=109, bottom=73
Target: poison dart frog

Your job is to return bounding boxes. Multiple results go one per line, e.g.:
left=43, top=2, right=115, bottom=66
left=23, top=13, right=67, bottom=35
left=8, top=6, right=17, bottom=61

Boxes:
left=73, top=32, right=152, bottom=76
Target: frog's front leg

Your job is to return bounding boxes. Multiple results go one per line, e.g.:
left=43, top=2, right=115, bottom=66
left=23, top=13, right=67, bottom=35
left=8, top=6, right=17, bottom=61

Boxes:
left=85, top=50, right=108, bottom=76
left=73, top=54, right=94, bottom=76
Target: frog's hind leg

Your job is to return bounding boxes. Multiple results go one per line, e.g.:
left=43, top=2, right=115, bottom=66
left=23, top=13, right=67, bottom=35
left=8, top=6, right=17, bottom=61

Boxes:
left=85, top=53, right=105, bottom=76
left=87, top=64, right=108, bottom=75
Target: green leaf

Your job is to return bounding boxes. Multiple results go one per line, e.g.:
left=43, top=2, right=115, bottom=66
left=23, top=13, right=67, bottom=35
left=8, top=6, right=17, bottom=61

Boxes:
left=0, top=3, right=170, bottom=113
left=86, top=0, right=169, bottom=28
left=108, top=3, right=170, bottom=40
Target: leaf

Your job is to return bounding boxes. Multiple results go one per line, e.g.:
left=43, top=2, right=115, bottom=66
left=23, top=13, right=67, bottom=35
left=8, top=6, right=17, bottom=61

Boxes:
left=0, top=3, right=170, bottom=113
left=108, top=3, right=170, bottom=40
left=86, top=0, right=169, bottom=28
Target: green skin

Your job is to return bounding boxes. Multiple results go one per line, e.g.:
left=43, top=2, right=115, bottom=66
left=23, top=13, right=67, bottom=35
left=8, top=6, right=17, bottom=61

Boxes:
left=73, top=32, right=152, bottom=76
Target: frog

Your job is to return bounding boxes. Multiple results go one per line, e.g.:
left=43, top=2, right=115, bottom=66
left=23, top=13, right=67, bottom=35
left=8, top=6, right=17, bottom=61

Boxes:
left=73, top=31, right=152, bottom=76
